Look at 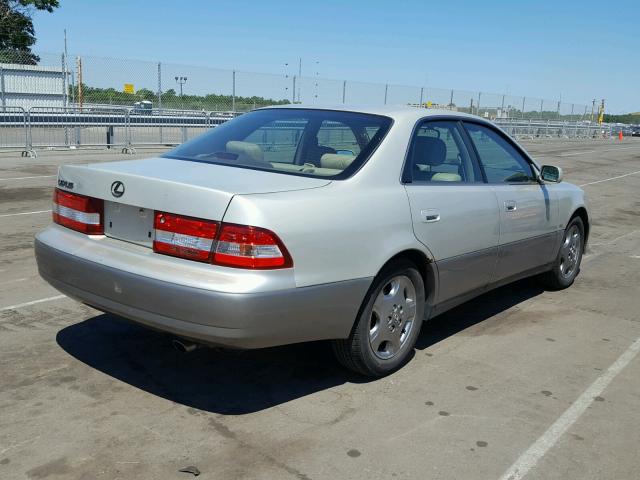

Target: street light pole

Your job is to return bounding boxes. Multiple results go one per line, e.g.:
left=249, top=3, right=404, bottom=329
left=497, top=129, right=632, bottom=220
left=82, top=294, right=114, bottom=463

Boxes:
left=175, top=76, right=187, bottom=109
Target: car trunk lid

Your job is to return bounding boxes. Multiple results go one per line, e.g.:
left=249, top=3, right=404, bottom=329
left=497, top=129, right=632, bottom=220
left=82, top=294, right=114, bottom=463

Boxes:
left=57, top=156, right=330, bottom=246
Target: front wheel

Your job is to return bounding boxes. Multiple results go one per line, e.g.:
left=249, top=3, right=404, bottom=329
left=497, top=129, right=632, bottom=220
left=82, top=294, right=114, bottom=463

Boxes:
left=332, top=260, right=425, bottom=377
left=540, top=216, right=584, bottom=290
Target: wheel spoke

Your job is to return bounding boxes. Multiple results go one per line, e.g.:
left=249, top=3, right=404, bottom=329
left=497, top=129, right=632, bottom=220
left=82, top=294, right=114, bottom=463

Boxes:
left=369, top=324, right=389, bottom=352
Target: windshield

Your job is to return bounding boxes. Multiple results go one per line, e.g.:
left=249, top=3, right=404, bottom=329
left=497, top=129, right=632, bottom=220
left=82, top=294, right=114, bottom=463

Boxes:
left=163, top=109, right=392, bottom=179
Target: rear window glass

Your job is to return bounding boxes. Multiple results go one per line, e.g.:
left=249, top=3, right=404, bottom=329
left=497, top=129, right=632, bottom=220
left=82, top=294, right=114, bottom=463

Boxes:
left=163, top=109, right=392, bottom=179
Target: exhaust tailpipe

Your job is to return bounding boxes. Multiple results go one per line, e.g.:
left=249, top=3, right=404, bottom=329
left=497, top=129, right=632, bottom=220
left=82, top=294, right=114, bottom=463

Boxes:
left=172, top=338, right=201, bottom=353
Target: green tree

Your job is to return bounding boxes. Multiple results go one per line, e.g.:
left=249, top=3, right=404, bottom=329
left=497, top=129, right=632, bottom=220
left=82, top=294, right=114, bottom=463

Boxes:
left=0, top=0, right=59, bottom=64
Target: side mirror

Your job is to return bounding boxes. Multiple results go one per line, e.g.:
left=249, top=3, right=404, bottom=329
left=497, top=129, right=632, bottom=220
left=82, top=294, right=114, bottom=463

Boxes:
left=540, top=165, right=563, bottom=183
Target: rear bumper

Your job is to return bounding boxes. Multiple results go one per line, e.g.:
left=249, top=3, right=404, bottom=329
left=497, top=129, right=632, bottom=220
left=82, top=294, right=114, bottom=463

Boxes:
left=35, top=230, right=370, bottom=349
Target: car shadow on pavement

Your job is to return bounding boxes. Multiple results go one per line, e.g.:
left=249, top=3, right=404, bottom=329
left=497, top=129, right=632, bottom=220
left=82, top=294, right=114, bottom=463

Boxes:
left=415, top=278, right=545, bottom=349
left=56, top=278, right=544, bottom=415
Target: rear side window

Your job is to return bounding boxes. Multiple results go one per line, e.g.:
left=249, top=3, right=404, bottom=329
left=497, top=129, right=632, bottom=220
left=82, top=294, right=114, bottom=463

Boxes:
left=464, top=122, right=535, bottom=183
left=406, top=121, right=480, bottom=183
left=164, top=109, right=392, bottom=179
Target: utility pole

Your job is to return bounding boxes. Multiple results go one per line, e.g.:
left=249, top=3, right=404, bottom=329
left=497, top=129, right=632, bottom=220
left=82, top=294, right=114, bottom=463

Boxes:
left=292, top=75, right=296, bottom=103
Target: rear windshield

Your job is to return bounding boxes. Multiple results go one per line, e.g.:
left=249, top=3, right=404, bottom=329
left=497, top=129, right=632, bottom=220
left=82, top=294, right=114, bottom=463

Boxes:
left=163, top=109, right=392, bottom=179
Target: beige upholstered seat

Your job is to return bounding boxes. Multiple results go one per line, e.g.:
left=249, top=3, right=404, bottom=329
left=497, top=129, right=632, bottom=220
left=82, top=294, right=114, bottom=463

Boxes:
left=431, top=172, right=462, bottom=182
left=320, top=154, right=356, bottom=170
left=226, top=141, right=265, bottom=164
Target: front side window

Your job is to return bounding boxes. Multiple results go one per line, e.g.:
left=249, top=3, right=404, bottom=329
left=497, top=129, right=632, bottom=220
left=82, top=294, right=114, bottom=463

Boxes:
left=464, top=122, right=535, bottom=183
left=406, top=121, right=479, bottom=183
left=164, top=109, right=392, bottom=179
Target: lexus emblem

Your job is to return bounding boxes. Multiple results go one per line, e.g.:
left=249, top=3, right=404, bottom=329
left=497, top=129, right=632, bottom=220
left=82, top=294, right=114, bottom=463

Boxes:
left=110, top=181, right=125, bottom=198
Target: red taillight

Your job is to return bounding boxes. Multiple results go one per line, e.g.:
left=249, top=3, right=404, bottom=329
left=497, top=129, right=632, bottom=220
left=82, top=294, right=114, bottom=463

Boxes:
left=52, top=188, right=104, bottom=234
left=213, top=223, right=292, bottom=269
left=152, top=212, right=292, bottom=269
left=153, top=211, right=219, bottom=262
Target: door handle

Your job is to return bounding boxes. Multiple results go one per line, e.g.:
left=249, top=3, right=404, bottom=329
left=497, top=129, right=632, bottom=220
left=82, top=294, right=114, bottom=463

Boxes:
left=504, top=201, right=517, bottom=212
left=420, top=209, right=440, bottom=223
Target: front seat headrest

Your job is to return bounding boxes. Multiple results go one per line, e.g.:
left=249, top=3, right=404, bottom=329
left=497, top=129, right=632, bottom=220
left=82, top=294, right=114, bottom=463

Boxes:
left=411, top=136, right=446, bottom=166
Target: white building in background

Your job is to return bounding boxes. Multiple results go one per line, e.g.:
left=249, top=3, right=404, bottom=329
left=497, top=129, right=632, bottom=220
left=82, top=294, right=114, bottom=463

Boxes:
left=0, top=63, right=66, bottom=109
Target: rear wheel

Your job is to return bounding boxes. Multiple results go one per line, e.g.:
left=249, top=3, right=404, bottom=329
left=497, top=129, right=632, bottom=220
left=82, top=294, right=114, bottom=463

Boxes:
left=332, top=260, right=425, bottom=377
left=540, top=216, right=584, bottom=290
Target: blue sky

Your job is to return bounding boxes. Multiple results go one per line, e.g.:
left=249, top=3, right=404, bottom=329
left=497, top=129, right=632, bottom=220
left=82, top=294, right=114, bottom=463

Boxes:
left=32, top=0, right=639, bottom=113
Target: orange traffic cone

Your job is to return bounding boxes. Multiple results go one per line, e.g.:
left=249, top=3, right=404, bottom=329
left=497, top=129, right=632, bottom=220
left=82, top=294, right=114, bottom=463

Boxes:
left=619, top=130, right=623, bottom=141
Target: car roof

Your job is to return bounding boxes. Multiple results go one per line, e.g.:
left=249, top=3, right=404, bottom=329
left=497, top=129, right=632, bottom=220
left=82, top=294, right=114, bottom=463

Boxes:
left=258, top=103, right=490, bottom=124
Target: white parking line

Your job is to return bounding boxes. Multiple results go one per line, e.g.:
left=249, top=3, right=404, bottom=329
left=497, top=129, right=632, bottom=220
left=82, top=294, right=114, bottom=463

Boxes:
left=0, top=175, right=56, bottom=181
left=559, top=150, right=595, bottom=156
left=579, top=170, right=640, bottom=187
left=0, top=209, right=51, bottom=218
left=0, top=295, right=66, bottom=313
left=498, top=335, right=640, bottom=480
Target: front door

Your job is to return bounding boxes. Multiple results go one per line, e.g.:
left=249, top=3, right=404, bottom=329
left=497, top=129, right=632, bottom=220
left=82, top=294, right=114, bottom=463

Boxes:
left=403, top=120, right=500, bottom=304
left=463, top=122, right=559, bottom=281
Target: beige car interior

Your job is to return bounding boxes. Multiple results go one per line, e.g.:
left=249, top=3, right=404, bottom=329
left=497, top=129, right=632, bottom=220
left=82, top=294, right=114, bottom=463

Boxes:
left=411, top=136, right=463, bottom=182
left=226, top=141, right=356, bottom=177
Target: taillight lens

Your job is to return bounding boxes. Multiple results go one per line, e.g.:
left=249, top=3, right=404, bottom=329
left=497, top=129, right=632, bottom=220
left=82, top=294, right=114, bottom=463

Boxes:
left=213, top=223, right=292, bottom=269
left=52, top=188, right=104, bottom=234
left=153, top=212, right=218, bottom=262
left=152, top=211, right=292, bottom=269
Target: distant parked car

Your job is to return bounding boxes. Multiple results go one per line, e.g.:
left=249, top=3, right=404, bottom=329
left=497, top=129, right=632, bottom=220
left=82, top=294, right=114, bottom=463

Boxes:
left=35, top=106, right=589, bottom=376
left=131, top=100, right=153, bottom=114
left=631, top=126, right=640, bottom=137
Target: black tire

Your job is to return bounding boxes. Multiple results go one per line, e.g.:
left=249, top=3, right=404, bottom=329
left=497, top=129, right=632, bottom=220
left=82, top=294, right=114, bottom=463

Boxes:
left=540, top=216, right=585, bottom=290
left=332, top=259, right=425, bottom=377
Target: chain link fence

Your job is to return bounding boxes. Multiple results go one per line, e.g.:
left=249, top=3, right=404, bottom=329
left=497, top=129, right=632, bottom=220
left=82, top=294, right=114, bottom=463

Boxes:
left=0, top=50, right=600, bottom=121
left=0, top=50, right=617, bottom=156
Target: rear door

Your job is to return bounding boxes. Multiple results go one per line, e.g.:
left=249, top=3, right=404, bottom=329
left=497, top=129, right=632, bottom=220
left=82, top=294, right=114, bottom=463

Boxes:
left=462, top=121, right=559, bottom=281
left=403, top=120, right=500, bottom=304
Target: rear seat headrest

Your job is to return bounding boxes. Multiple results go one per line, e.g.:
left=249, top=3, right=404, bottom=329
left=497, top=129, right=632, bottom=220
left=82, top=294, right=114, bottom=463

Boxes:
left=320, top=153, right=356, bottom=170
left=226, top=141, right=264, bottom=163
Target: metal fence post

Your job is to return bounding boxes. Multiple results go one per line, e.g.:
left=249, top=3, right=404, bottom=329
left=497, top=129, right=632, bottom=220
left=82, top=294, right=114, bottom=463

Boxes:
left=419, top=87, right=424, bottom=106
left=0, top=67, right=5, bottom=111
left=157, top=62, right=164, bottom=144
left=123, top=108, right=135, bottom=154
left=477, top=92, right=481, bottom=115
left=22, top=107, right=36, bottom=157
left=384, top=84, right=388, bottom=105
left=342, top=80, right=346, bottom=104
left=157, top=62, right=162, bottom=109
left=232, top=70, right=236, bottom=112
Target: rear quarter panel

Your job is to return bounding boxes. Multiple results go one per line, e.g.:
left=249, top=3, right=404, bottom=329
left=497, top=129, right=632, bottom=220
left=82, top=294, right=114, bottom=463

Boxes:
left=223, top=182, right=423, bottom=288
